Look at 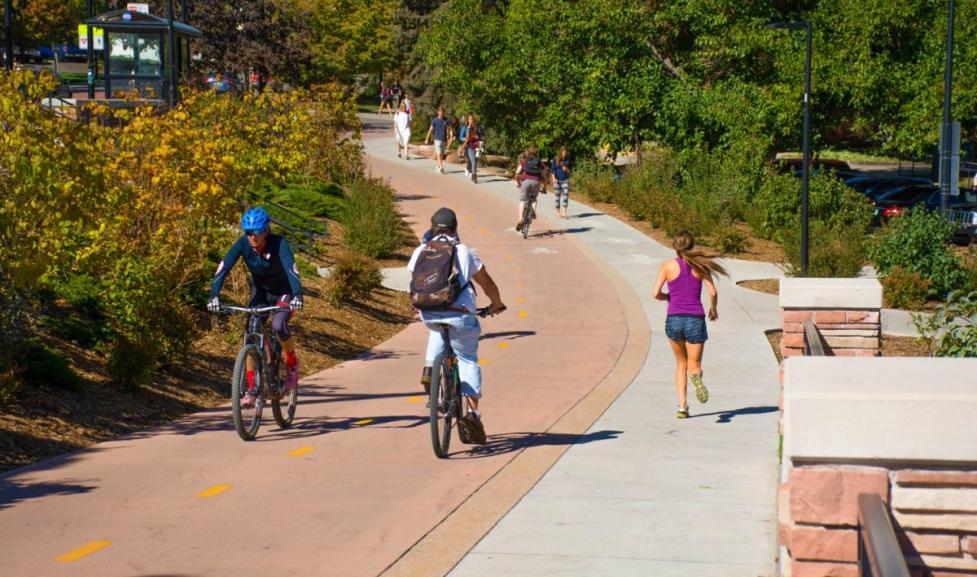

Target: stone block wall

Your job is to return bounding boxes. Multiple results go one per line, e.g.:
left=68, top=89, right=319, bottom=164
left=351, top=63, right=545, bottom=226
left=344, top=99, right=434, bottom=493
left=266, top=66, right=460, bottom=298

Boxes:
left=780, top=357, right=977, bottom=577
left=780, top=278, right=883, bottom=359
left=780, top=464, right=977, bottom=576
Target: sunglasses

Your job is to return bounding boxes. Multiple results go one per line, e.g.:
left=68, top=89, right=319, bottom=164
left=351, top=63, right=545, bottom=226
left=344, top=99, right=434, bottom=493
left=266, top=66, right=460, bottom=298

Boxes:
left=245, top=229, right=268, bottom=237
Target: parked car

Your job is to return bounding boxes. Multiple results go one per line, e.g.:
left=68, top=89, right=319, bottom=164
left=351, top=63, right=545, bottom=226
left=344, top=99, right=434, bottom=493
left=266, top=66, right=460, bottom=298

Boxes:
left=869, top=184, right=939, bottom=224
left=946, top=203, right=977, bottom=245
left=204, top=73, right=236, bottom=93
left=844, top=175, right=933, bottom=199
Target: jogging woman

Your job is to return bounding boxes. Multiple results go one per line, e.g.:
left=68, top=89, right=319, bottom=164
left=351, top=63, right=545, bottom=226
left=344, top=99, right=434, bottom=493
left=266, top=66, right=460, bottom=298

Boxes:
left=652, top=231, right=729, bottom=419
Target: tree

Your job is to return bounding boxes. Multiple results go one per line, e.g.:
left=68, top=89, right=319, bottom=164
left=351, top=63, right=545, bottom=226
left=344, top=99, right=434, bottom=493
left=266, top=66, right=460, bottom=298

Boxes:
left=9, top=0, right=83, bottom=49
left=305, top=0, right=397, bottom=84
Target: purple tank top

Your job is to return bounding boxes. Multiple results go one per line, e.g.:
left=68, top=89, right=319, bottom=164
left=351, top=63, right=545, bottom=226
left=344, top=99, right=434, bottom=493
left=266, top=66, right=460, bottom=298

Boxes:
left=666, top=258, right=705, bottom=317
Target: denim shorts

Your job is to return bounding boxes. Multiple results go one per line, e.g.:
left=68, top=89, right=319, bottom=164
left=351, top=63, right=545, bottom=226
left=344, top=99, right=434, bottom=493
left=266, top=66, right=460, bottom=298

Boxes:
left=665, top=314, right=708, bottom=344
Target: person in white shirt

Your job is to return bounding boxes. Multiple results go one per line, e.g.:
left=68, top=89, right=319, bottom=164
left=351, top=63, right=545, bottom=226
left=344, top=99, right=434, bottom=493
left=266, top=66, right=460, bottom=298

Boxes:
left=394, top=102, right=412, bottom=159
left=408, top=208, right=506, bottom=443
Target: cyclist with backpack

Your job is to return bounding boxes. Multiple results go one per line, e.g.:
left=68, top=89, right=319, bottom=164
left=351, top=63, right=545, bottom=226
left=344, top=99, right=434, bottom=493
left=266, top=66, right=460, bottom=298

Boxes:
left=515, top=146, right=544, bottom=232
left=207, top=207, right=304, bottom=407
left=409, top=208, right=506, bottom=444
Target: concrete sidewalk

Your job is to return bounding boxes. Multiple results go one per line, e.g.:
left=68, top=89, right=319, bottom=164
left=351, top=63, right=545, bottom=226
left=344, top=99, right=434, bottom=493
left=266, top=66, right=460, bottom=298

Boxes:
left=363, top=123, right=783, bottom=576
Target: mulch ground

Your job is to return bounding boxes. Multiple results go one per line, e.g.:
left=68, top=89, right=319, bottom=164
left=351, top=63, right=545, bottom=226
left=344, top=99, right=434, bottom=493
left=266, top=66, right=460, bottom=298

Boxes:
left=765, top=330, right=931, bottom=365
left=0, top=274, right=413, bottom=473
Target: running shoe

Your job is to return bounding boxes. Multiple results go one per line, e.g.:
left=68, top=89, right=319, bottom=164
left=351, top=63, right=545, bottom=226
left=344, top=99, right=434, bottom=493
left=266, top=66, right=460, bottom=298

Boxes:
left=461, top=413, right=486, bottom=445
left=676, top=406, right=689, bottom=419
left=691, top=373, right=709, bottom=403
left=421, top=366, right=432, bottom=395
left=515, top=221, right=523, bottom=232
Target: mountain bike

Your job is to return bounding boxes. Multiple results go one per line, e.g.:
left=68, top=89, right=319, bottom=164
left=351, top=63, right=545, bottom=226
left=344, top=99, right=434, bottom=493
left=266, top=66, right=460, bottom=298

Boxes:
left=217, top=304, right=297, bottom=441
left=519, top=190, right=539, bottom=239
left=429, top=306, right=505, bottom=458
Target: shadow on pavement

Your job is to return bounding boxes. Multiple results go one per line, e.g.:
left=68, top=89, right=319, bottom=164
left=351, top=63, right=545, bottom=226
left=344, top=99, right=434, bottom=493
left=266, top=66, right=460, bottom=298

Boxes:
left=572, top=212, right=605, bottom=219
left=0, top=448, right=98, bottom=509
left=480, top=331, right=536, bottom=341
left=531, top=227, right=593, bottom=238
left=456, top=429, right=623, bottom=459
left=688, top=405, right=778, bottom=423
left=396, top=194, right=434, bottom=201
left=255, top=414, right=428, bottom=441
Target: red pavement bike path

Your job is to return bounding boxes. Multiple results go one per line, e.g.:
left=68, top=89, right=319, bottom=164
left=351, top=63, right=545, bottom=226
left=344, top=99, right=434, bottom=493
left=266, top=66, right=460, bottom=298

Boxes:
left=0, top=140, right=638, bottom=577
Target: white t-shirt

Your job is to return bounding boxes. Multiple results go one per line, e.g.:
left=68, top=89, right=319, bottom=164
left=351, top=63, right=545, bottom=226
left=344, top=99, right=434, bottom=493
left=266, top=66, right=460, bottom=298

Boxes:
left=408, top=235, right=483, bottom=319
left=395, top=111, right=411, bottom=136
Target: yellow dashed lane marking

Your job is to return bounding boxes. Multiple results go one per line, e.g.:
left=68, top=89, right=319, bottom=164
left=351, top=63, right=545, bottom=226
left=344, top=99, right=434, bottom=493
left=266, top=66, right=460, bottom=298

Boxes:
left=56, top=540, right=112, bottom=563
left=498, top=342, right=510, bottom=349
left=197, top=484, right=232, bottom=498
left=479, top=227, right=489, bottom=233
left=504, top=254, right=513, bottom=260
left=516, top=297, right=527, bottom=303
left=352, top=419, right=374, bottom=426
left=512, top=267, right=523, bottom=273
left=289, top=447, right=315, bottom=457
left=478, top=359, right=490, bottom=365
left=518, top=310, right=528, bottom=318
left=407, top=396, right=424, bottom=403
left=516, top=282, right=525, bottom=288
left=464, top=215, right=473, bottom=221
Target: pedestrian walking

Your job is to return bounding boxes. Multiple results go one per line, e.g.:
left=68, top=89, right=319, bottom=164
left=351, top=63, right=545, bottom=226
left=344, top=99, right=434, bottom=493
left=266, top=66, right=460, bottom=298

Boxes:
left=394, top=101, right=412, bottom=160
left=403, top=92, right=414, bottom=121
left=457, top=113, right=483, bottom=182
left=651, top=231, right=729, bottom=419
left=424, top=106, right=450, bottom=174
left=446, top=114, right=460, bottom=153
left=377, top=81, right=393, bottom=116
left=551, top=145, right=572, bottom=219
left=391, top=80, right=403, bottom=111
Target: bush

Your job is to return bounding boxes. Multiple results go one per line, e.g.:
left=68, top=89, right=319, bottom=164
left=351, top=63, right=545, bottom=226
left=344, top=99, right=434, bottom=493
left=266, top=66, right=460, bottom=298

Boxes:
left=711, top=224, right=751, bottom=254
left=784, top=220, right=867, bottom=278
left=915, top=290, right=977, bottom=357
left=107, top=337, right=158, bottom=389
left=575, top=162, right=618, bottom=204
left=882, top=266, right=931, bottom=310
left=749, top=172, right=873, bottom=243
left=22, top=339, right=85, bottom=392
left=343, top=177, right=402, bottom=258
left=868, top=210, right=967, bottom=299
left=257, top=179, right=346, bottom=220
left=325, top=253, right=382, bottom=304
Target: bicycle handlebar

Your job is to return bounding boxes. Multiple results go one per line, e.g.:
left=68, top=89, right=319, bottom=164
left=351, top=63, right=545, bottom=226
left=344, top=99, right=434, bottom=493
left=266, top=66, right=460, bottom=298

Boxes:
left=218, top=305, right=291, bottom=315
left=476, top=305, right=506, bottom=318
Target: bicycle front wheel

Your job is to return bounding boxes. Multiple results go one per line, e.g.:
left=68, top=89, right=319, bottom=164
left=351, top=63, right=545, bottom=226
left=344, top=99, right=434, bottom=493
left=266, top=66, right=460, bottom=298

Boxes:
left=271, top=354, right=297, bottom=429
left=231, top=344, right=264, bottom=441
left=429, top=358, right=453, bottom=458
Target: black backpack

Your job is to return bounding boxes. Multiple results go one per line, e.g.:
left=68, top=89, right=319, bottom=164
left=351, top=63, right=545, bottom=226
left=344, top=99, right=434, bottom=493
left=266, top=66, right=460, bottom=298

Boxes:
left=410, top=240, right=468, bottom=310
left=523, top=156, right=542, bottom=176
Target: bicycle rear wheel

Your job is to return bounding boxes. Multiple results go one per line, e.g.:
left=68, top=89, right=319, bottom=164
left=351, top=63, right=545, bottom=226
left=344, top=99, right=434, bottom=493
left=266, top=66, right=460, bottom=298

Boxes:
left=429, top=357, right=453, bottom=458
left=231, top=344, right=264, bottom=441
left=521, top=202, right=532, bottom=239
left=271, top=354, right=297, bottom=429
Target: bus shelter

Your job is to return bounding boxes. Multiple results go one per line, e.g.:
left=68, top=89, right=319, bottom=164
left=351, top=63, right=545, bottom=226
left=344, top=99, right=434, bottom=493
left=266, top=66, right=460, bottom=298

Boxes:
left=87, top=9, right=202, bottom=100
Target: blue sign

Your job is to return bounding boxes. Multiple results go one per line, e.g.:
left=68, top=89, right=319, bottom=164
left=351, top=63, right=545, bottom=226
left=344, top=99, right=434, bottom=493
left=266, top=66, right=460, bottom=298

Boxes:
left=122, top=11, right=132, bottom=21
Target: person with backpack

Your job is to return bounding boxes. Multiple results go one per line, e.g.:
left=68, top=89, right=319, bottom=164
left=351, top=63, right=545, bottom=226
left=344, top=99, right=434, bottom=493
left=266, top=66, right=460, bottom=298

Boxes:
left=651, top=231, right=730, bottom=419
left=457, top=113, right=483, bottom=182
left=409, top=207, right=506, bottom=444
left=391, top=81, right=403, bottom=111
left=551, top=145, right=572, bottom=219
left=514, top=146, right=544, bottom=232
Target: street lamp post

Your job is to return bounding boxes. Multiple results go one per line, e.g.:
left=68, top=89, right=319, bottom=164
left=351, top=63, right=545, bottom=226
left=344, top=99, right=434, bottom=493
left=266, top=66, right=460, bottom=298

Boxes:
left=939, top=0, right=956, bottom=215
left=769, top=20, right=812, bottom=275
left=167, top=0, right=177, bottom=106
left=3, top=0, right=13, bottom=71
left=87, top=0, right=95, bottom=99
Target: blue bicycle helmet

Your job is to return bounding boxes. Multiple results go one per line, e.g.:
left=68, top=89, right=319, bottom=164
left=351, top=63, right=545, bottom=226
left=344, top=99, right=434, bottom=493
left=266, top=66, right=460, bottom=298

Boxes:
left=240, top=207, right=270, bottom=233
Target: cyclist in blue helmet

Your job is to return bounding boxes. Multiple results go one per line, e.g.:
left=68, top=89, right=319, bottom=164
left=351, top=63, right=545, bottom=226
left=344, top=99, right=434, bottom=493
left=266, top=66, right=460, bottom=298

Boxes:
left=208, top=207, right=304, bottom=406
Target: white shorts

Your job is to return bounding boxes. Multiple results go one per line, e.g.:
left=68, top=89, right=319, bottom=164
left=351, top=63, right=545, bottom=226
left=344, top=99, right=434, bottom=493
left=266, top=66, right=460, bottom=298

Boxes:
left=434, top=140, right=445, bottom=156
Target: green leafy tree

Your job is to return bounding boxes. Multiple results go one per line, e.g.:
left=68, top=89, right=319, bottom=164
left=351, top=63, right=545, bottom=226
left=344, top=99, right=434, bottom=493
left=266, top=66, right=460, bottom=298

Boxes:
left=305, top=0, right=397, bottom=83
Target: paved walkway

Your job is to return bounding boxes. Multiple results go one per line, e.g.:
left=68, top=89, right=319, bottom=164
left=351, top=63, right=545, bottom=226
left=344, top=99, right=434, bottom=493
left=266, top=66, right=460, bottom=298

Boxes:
left=362, top=116, right=782, bottom=577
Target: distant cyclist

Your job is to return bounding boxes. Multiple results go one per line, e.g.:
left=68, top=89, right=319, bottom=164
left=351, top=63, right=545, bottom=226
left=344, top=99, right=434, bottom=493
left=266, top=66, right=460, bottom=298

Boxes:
left=208, top=207, right=304, bottom=406
left=409, top=208, right=505, bottom=443
left=515, top=146, right=544, bottom=232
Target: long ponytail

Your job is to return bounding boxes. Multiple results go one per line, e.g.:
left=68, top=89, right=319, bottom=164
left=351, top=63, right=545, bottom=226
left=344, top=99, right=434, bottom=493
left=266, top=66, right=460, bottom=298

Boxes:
left=672, top=231, right=729, bottom=280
